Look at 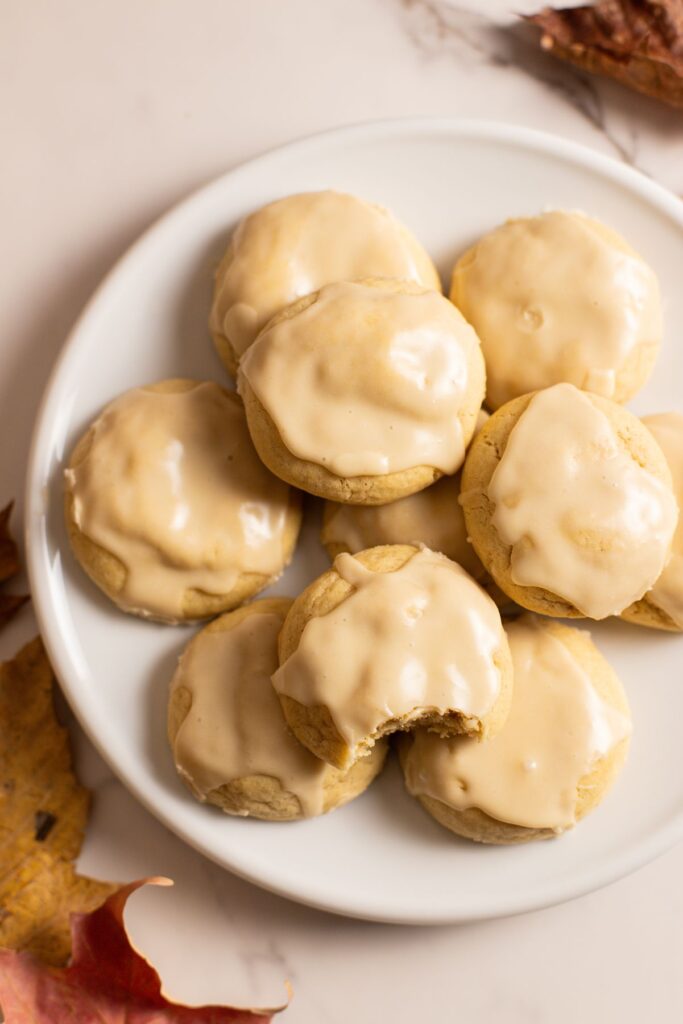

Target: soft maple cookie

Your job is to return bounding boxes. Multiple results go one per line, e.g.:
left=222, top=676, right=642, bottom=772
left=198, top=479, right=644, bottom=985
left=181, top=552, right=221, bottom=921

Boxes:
left=168, top=599, right=387, bottom=821
left=238, top=278, right=486, bottom=504
left=319, top=410, right=515, bottom=609
left=320, top=474, right=486, bottom=581
left=460, top=383, right=677, bottom=620
left=64, top=380, right=301, bottom=623
left=622, top=412, right=683, bottom=632
left=210, top=190, right=440, bottom=375
left=272, top=545, right=513, bottom=770
left=450, top=210, right=662, bottom=409
left=400, top=614, right=632, bottom=844
left=320, top=410, right=489, bottom=569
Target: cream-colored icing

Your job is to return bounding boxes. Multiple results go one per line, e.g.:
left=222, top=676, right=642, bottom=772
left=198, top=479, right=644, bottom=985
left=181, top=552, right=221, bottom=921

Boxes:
left=321, top=473, right=485, bottom=579
left=642, top=413, right=683, bottom=627
left=272, top=548, right=507, bottom=759
left=170, top=608, right=329, bottom=816
left=403, top=615, right=631, bottom=831
left=450, top=210, right=661, bottom=409
left=487, top=383, right=677, bottom=618
left=239, top=281, right=482, bottom=476
left=210, top=190, right=440, bottom=362
left=65, top=382, right=295, bottom=620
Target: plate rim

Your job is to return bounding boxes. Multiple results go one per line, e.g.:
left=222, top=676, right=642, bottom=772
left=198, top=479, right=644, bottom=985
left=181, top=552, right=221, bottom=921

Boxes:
left=25, top=116, right=683, bottom=925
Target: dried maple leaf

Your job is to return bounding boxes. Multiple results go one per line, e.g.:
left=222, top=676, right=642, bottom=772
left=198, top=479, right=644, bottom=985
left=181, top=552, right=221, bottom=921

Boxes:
left=0, top=502, right=29, bottom=629
left=525, top=0, right=683, bottom=109
left=0, top=637, right=117, bottom=966
left=0, top=878, right=282, bottom=1023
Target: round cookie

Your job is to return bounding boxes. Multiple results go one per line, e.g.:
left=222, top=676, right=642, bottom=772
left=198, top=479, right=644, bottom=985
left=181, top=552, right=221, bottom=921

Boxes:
left=400, top=614, right=632, bottom=844
left=272, top=544, right=513, bottom=770
left=168, top=599, right=387, bottom=821
left=238, top=278, right=486, bottom=505
left=318, top=408, right=517, bottom=611
left=320, top=474, right=486, bottom=580
left=461, top=383, right=677, bottom=620
left=209, top=189, right=441, bottom=376
left=320, top=409, right=490, bottom=569
left=622, top=412, right=683, bottom=632
left=319, top=472, right=517, bottom=613
left=450, top=209, right=662, bottom=410
left=64, top=379, right=301, bottom=623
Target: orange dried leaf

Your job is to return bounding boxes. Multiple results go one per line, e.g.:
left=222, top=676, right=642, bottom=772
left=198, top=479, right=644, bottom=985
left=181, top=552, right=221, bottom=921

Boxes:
left=0, top=878, right=283, bottom=1023
left=0, top=502, right=28, bottom=628
left=525, top=0, right=683, bottom=109
left=0, top=638, right=117, bottom=966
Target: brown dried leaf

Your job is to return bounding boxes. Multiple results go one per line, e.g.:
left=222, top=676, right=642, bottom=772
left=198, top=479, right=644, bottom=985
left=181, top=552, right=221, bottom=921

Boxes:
left=0, top=637, right=117, bottom=966
left=0, top=501, right=29, bottom=629
left=525, top=0, right=683, bottom=109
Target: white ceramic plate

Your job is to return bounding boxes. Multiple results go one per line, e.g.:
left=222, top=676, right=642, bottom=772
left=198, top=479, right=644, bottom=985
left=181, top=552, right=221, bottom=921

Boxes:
left=26, top=120, right=683, bottom=924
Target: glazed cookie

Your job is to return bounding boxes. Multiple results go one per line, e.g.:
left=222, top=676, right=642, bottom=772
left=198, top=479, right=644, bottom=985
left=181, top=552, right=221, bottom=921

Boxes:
left=461, top=383, right=677, bottom=620
left=622, top=412, right=683, bottom=631
left=168, top=599, right=387, bottom=820
left=210, top=190, right=440, bottom=375
left=400, top=614, right=632, bottom=844
left=320, top=474, right=486, bottom=581
left=320, top=410, right=489, bottom=581
left=64, top=380, right=301, bottom=623
left=238, top=279, right=486, bottom=504
left=450, top=210, right=662, bottom=410
left=272, top=545, right=513, bottom=770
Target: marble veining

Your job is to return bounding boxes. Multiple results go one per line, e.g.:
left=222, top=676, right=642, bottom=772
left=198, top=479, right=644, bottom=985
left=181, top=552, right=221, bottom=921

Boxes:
left=397, top=0, right=682, bottom=188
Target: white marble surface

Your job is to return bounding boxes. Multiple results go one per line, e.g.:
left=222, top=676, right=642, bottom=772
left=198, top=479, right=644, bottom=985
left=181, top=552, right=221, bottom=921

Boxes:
left=2, top=0, right=683, bottom=1018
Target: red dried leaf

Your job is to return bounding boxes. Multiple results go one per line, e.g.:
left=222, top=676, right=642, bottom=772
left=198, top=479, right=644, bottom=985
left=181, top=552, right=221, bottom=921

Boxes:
left=525, top=0, right=683, bottom=109
left=0, top=878, right=285, bottom=1023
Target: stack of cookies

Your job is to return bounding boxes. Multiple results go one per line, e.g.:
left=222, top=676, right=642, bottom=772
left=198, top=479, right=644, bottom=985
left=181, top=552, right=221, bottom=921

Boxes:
left=64, top=191, right=683, bottom=844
